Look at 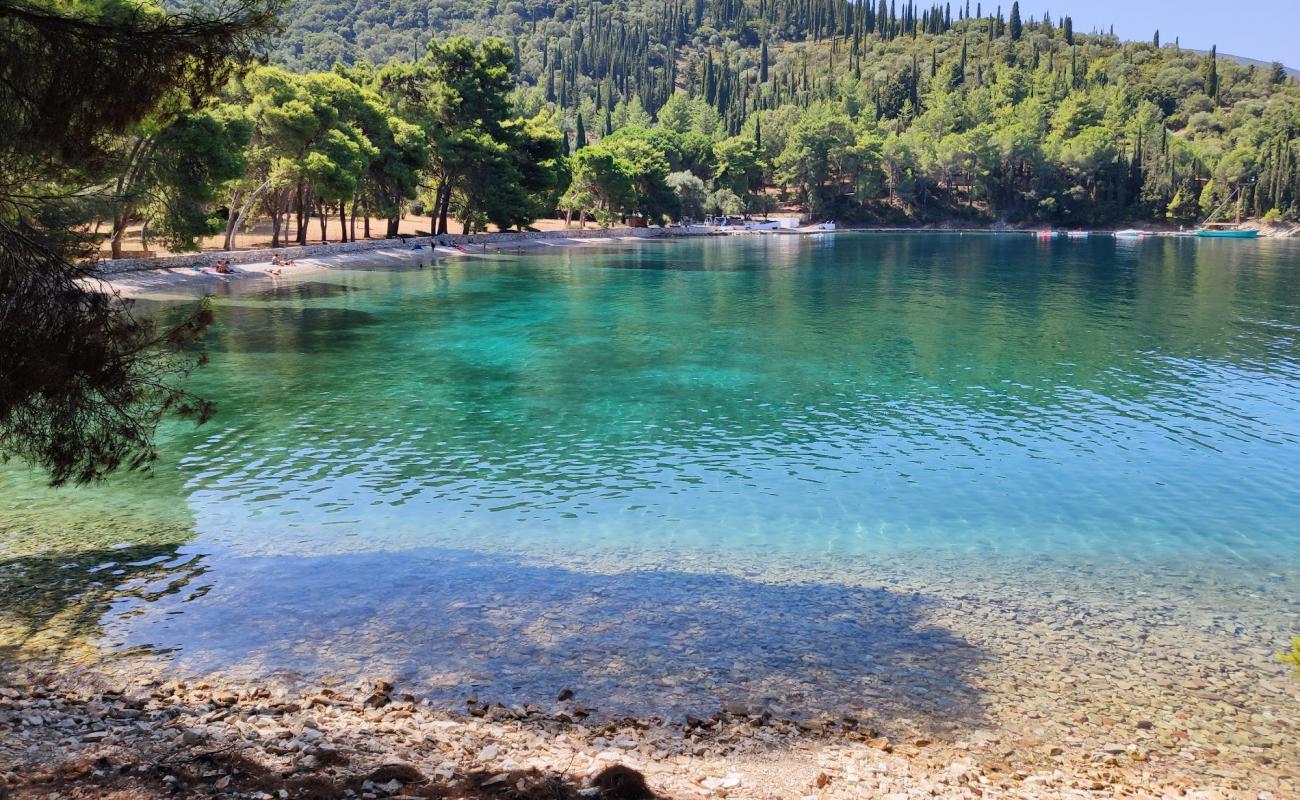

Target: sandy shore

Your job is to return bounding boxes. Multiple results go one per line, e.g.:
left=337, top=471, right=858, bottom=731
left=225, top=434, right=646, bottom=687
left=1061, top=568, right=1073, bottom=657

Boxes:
left=91, top=233, right=673, bottom=298
left=93, top=242, right=507, bottom=297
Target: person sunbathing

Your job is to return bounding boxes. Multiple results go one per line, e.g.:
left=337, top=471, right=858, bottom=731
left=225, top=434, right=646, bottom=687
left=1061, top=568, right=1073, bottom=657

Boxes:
left=214, top=258, right=234, bottom=274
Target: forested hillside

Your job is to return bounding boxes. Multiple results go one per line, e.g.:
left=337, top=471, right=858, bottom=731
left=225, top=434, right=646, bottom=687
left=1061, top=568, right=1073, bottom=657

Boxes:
left=261, top=0, right=1300, bottom=226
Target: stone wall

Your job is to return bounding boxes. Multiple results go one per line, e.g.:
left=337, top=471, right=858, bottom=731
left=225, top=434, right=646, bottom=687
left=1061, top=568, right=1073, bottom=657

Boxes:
left=90, top=227, right=717, bottom=275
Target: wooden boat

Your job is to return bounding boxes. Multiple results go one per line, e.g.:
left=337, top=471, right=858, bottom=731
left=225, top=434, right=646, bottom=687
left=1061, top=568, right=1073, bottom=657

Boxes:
left=1197, top=188, right=1259, bottom=237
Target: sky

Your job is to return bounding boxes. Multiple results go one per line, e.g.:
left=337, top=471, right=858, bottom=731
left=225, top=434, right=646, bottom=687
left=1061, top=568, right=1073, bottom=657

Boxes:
left=1017, top=2, right=1299, bottom=68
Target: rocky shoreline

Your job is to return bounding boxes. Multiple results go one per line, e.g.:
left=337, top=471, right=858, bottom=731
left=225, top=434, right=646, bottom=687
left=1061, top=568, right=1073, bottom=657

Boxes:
left=3, top=528, right=1297, bottom=800
left=3, top=540, right=1298, bottom=799
left=1, top=655, right=1292, bottom=800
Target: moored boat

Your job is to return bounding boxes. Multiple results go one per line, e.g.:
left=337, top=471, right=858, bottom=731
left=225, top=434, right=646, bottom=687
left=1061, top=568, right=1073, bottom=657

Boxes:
left=1113, top=229, right=1144, bottom=239
left=1195, top=228, right=1259, bottom=239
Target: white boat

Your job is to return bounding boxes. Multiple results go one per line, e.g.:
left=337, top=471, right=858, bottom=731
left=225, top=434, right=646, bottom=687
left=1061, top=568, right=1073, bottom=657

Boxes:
left=817, top=222, right=837, bottom=231
left=1113, top=229, right=1144, bottom=239
left=1067, top=230, right=1090, bottom=239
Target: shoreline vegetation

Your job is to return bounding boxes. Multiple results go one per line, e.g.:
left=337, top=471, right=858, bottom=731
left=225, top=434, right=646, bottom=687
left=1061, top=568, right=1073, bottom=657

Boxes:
left=55, top=4, right=1300, bottom=265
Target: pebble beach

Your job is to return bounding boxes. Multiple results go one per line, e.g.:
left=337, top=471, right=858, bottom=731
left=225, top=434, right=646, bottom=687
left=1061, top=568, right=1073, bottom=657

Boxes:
left=3, top=551, right=1297, bottom=799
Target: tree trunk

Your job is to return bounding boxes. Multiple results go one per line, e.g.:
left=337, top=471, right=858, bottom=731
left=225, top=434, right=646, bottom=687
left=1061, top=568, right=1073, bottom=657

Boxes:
left=436, top=183, right=453, bottom=235
left=431, top=183, right=444, bottom=235
left=349, top=195, right=359, bottom=240
left=224, top=179, right=271, bottom=251
left=386, top=217, right=398, bottom=237
left=109, top=202, right=136, bottom=259
left=318, top=204, right=328, bottom=243
left=294, top=181, right=306, bottom=246
left=271, top=211, right=282, bottom=248
left=339, top=201, right=348, bottom=243
left=223, top=189, right=244, bottom=251
left=108, top=136, right=152, bottom=258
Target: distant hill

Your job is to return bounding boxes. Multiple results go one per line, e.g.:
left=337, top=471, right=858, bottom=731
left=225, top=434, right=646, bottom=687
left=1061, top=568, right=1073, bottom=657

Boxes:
left=261, top=0, right=1300, bottom=226
left=1190, top=49, right=1297, bottom=80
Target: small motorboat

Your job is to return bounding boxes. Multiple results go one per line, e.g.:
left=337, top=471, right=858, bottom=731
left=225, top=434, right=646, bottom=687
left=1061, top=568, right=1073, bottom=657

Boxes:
left=1113, top=229, right=1144, bottom=239
left=1066, top=230, right=1090, bottom=239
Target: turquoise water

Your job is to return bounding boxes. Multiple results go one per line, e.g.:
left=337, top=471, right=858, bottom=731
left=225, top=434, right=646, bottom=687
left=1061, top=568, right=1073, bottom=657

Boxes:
left=3, top=233, right=1299, bottom=716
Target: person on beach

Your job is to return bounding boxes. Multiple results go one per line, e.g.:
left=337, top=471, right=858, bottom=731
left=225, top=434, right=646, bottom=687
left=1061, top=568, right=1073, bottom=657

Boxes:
left=214, top=258, right=233, bottom=274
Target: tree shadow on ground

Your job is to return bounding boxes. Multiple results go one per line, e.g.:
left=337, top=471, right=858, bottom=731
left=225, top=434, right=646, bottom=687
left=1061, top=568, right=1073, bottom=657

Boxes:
left=9, top=745, right=658, bottom=799
left=0, top=543, right=202, bottom=667
left=55, top=544, right=990, bottom=737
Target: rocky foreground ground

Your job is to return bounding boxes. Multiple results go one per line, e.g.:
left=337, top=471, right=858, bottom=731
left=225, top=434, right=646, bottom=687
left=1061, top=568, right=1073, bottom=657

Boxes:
left=1, top=668, right=1288, bottom=800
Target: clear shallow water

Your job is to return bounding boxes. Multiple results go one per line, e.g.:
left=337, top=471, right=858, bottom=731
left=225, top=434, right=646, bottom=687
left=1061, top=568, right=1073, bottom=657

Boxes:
left=3, top=233, right=1300, bottom=716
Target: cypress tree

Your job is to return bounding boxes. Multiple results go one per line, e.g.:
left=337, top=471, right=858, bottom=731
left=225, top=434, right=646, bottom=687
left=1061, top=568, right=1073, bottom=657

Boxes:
left=1008, top=2, right=1020, bottom=41
left=1204, top=45, right=1219, bottom=100
left=575, top=113, right=587, bottom=150
left=1153, top=30, right=1159, bottom=48
left=1062, top=15, right=1073, bottom=45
